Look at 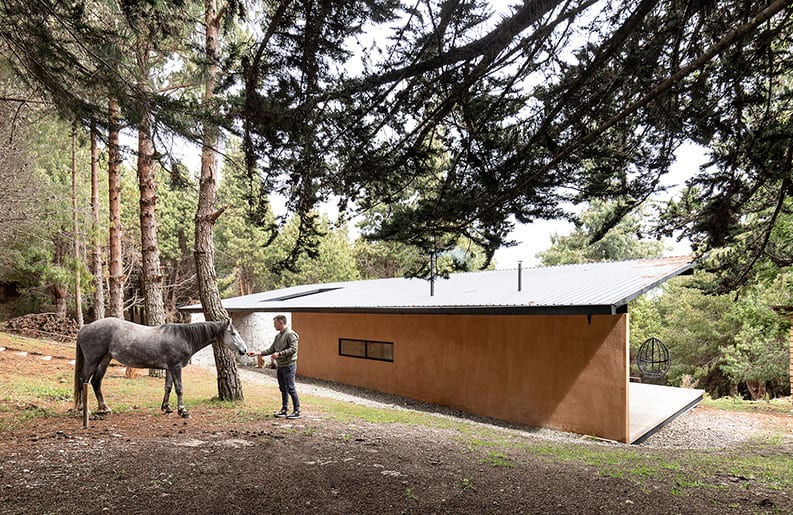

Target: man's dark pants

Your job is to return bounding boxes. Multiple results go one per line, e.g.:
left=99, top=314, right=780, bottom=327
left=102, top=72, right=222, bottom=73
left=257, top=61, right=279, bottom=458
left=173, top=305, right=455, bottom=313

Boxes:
left=277, top=363, right=300, bottom=411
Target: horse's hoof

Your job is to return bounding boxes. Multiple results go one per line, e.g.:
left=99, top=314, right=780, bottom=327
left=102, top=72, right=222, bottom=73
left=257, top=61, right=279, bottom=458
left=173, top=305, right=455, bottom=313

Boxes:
left=178, top=409, right=190, bottom=419
left=96, top=408, right=112, bottom=416
left=162, top=406, right=173, bottom=414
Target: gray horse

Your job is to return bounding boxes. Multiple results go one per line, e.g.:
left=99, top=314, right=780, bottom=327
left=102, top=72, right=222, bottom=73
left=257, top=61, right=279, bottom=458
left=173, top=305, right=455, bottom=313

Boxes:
left=73, top=317, right=247, bottom=417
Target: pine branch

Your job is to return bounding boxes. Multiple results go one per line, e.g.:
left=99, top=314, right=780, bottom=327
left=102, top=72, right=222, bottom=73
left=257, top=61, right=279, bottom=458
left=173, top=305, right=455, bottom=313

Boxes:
left=495, top=0, right=793, bottom=214
left=351, top=0, right=564, bottom=90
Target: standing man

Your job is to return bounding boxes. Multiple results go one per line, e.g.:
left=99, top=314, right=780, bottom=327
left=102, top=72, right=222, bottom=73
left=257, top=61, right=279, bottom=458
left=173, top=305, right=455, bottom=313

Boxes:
left=248, top=314, right=301, bottom=419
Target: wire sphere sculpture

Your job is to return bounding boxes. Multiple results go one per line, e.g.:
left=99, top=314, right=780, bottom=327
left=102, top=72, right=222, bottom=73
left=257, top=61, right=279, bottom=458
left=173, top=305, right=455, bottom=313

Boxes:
left=637, top=337, right=670, bottom=378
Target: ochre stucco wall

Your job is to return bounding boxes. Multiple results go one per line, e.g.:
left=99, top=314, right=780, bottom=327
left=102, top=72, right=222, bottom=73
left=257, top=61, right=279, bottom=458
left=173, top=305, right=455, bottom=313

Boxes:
left=292, top=312, right=630, bottom=442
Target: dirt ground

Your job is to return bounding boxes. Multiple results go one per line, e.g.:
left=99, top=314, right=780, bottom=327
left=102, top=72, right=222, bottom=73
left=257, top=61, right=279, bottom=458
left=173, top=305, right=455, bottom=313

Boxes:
left=1, top=339, right=792, bottom=514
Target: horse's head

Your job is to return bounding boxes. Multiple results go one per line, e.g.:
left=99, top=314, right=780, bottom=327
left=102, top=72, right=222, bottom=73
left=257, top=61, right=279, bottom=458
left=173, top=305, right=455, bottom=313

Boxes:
left=222, top=319, right=248, bottom=356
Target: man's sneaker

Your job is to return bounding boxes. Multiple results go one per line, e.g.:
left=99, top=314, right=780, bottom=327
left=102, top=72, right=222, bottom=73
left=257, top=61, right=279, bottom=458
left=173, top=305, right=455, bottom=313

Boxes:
left=286, top=410, right=301, bottom=419
left=273, top=408, right=288, bottom=418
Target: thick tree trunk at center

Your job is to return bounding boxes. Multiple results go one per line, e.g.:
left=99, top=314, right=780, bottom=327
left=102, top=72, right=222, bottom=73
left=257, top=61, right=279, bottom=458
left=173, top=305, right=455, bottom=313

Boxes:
left=196, top=0, right=243, bottom=401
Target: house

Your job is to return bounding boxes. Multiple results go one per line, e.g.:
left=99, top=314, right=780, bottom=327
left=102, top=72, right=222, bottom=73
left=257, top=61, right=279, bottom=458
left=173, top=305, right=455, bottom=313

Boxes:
left=182, top=256, right=703, bottom=443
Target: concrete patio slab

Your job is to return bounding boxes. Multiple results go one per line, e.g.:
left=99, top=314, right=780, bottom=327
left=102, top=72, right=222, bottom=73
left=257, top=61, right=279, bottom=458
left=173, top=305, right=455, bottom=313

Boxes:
left=629, top=382, right=704, bottom=444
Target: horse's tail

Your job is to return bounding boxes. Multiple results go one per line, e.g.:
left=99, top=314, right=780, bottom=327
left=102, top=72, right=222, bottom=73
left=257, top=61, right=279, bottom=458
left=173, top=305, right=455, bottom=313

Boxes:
left=73, top=338, right=84, bottom=411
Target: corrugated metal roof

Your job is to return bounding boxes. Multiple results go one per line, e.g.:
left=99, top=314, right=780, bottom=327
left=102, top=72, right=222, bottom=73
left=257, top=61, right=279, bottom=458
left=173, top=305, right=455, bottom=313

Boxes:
left=180, top=256, right=694, bottom=316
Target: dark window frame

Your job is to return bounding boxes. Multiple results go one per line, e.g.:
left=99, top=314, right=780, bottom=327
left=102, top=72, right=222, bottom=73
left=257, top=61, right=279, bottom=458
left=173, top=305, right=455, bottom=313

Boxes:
left=338, top=338, right=394, bottom=362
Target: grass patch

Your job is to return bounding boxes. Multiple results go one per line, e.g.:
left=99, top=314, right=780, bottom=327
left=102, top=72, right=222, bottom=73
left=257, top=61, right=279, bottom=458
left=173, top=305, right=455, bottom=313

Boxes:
left=0, top=332, right=74, bottom=357
left=526, top=444, right=666, bottom=480
left=467, top=437, right=502, bottom=450
left=702, top=395, right=793, bottom=415
left=0, top=375, right=73, bottom=406
left=724, top=454, right=792, bottom=491
left=484, top=450, right=516, bottom=468
left=317, top=397, right=465, bottom=430
left=521, top=441, right=793, bottom=493
left=15, top=383, right=72, bottom=401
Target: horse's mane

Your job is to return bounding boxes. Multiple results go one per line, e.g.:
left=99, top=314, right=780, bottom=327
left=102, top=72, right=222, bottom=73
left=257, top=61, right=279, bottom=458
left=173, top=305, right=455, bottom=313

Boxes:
left=161, top=321, right=224, bottom=346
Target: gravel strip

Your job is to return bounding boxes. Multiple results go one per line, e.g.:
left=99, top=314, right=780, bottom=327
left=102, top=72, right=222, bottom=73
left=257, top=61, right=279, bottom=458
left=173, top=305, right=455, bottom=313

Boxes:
left=640, top=406, right=768, bottom=449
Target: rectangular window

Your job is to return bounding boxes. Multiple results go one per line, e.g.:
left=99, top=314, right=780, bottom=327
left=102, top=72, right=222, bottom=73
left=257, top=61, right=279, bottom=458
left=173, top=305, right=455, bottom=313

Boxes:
left=339, top=339, right=366, bottom=358
left=339, top=338, right=393, bottom=362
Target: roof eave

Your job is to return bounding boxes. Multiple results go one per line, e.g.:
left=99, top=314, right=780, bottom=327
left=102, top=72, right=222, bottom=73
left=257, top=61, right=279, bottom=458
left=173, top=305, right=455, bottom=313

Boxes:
left=187, top=304, right=628, bottom=316
left=610, top=261, right=695, bottom=308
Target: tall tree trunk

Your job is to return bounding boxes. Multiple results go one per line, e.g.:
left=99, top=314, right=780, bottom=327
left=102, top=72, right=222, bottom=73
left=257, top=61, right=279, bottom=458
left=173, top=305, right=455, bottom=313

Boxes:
left=137, top=111, right=166, bottom=327
left=789, top=319, right=792, bottom=409
left=71, top=126, right=83, bottom=327
left=108, top=99, right=138, bottom=379
left=135, top=34, right=166, bottom=378
left=90, top=124, right=105, bottom=321
left=195, top=0, right=243, bottom=401
left=108, top=98, right=139, bottom=379
left=52, top=228, right=69, bottom=315
left=746, top=380, right=766, bottom=401
left=138, top=111, right=167, bottom=379
left=237, top=264, right=254, bottom=297
left=107, top=97, right=124, bottom=319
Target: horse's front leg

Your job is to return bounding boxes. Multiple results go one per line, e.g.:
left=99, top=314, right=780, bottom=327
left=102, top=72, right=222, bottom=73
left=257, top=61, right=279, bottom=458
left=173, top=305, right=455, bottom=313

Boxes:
left=171, top=366, right=189, bottom=418
left=161, top=370, right=174, bottom=414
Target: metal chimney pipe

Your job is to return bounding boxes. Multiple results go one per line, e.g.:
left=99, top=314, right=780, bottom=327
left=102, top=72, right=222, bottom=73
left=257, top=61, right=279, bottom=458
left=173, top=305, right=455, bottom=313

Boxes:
left=518, top=261, right=522, bottom=291
left=430, top=251, right=435, bottom=296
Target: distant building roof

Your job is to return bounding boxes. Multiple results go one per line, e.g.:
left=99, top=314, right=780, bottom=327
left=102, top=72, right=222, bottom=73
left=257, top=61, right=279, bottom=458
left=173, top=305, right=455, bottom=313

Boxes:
left=180, top=256, right=694, bottom=316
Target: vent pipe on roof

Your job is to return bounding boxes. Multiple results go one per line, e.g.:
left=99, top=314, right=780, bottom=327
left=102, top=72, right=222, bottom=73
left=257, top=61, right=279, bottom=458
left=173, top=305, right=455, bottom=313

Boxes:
left=518, top=261, right=523, bottom=292
left=430, top=250, right=435, bottom=297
